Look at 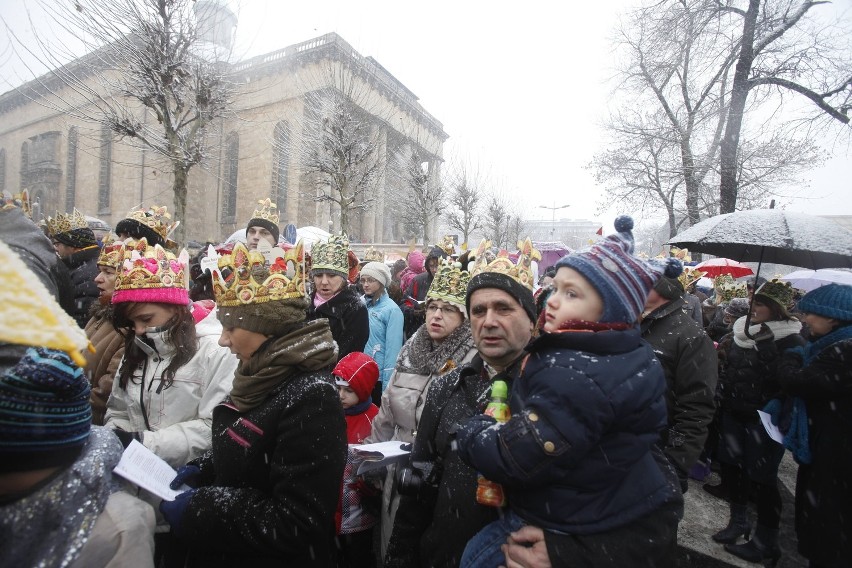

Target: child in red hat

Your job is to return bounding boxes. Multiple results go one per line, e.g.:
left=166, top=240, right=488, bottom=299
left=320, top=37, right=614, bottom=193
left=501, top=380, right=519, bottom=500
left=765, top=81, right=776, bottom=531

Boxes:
left=333, top=352, right=380, bottom=567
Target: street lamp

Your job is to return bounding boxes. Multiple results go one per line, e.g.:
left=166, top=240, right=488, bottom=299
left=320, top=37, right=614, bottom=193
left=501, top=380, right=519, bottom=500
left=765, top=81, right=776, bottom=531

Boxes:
left=538, top=203, right=570, bottom=240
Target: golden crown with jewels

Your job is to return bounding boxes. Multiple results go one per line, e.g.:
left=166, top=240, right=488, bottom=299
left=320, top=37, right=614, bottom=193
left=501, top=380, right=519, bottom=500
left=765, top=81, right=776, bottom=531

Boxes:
left=678, top=267, right=706, bottom=290
left=361, top=246, right=384, bottom=263
left=96, top=235, right=133, bottom=269
left=123, top=205, right=177, bottom=242
left=213, top=241, right=307, bottom=306
left=310, top=233, right=351, bottom=275
left=45, top=208, right=89, bottom=237
left=112, top=239, right=190, bottom=304
left=426, top=259, right=471, bottom=310
left=250, top=198, right=280, bottom=224
left=755, top=279, right=796, bottom=310
left=436, top=235, right=456, bottom=257
left=469, top=237, right=540, bottom=291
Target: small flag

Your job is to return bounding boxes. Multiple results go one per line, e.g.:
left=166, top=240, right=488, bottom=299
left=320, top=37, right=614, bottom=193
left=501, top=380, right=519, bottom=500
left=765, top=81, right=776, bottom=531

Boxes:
left=595, top=227, right=603, bottom=236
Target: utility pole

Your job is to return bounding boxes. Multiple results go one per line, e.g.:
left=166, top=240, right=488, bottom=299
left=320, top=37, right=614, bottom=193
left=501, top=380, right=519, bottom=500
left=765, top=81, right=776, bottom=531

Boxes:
left=538, top=202, right=570, bottom=240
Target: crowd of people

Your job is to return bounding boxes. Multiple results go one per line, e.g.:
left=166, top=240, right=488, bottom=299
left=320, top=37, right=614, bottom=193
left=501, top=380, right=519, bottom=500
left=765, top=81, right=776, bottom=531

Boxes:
left=1, top=192, right=851, bottom=568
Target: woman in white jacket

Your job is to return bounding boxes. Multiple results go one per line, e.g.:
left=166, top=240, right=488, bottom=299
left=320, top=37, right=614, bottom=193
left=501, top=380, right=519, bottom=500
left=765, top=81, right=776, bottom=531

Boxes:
left=367, top=259, right=477, bottom=558
left=104, top=239, right=238, bottom=567
left=105, top=240, right=237, bottom=469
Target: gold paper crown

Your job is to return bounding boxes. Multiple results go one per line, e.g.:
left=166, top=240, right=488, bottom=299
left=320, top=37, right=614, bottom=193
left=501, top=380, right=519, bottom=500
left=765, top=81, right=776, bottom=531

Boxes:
left=427, top=259, right=471, bottom=309
left=714, top=274, right=735, bottom=290
left=469, top=237, right=539, bottom=291
left=114, top=239, right=189, bottom=294
left=755, top=278, right=795, bottom=309
left=97, top=236, right=134, bottom=269
left=213, top=241, right=306, bottom=305
left=1, top=189, right=32, bottom=216
left=0, top=239, right=92, bottom=366
left=311, top=233, right=351, bottom=275
left=123, top=205, right=176, bottom=242
left=362, top=246, right=384, bottom=263
left=436, top=235, right=456, bottom=257
left=250, top=198, right=280, bottom=225
left=678, top=267, right=706, bottom=290
left=45, top=208, right=89, bottom=237
left=718, top=281, right=748, bottom=303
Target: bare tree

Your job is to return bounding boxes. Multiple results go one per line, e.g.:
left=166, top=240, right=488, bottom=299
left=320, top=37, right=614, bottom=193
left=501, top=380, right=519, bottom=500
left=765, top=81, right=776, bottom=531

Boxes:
left=7, top=0, right=234, bottom=242
left=444, top=161, right=484, bottom=247
left=391, top=148, right=445, bottom=245
left=593, top=0, right=847, bottom=227
left=482, top=193, right=528, bottom=249
left=718, top=0, right=852, bottom=212
left=290, top=62, right=385, bottom=235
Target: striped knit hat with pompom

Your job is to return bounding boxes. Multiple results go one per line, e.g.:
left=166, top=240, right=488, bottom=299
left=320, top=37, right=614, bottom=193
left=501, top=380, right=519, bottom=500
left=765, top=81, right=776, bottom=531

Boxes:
left=555, top=215, right=683, bottom=324
left=0, top=347, right=92, bottom=472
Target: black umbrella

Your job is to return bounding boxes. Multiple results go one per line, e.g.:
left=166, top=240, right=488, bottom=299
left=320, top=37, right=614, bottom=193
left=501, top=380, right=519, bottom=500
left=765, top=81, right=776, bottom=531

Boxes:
left=666, top=209, right=852, bottom=269
left=667, top=208, right=852, bottom=338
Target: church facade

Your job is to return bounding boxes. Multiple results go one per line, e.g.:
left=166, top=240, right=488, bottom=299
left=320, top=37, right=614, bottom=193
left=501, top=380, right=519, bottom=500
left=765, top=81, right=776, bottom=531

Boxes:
left=0, top=32, right=447, bottom=245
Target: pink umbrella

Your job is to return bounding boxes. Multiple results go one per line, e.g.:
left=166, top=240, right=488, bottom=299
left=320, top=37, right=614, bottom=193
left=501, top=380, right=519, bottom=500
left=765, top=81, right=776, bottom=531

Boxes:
left=695, top=258, right=754, bottom=278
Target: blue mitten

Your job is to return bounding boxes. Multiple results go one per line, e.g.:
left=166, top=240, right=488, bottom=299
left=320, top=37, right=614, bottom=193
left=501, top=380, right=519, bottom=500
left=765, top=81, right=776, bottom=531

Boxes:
left=159, top=489, right=197, bottom=536
left=171, top=464, right=201, bottom=489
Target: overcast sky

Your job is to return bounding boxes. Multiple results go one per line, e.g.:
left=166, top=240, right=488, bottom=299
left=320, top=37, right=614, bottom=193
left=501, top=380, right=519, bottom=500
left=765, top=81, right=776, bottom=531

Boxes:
left=2, top=0, right=850, bottom=232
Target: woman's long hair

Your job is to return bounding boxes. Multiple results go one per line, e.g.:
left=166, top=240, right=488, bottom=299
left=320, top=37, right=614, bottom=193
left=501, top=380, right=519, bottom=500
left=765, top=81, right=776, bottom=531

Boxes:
left=754, top=294, right=794, bottom=322
left=113, top=302, right=199, bottom=390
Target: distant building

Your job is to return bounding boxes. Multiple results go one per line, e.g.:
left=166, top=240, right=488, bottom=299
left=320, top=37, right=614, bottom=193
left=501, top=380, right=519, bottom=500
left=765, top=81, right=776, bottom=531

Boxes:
left=523, top=218, right=601, bottom=249
left=0, top=30, right=447, bottom=244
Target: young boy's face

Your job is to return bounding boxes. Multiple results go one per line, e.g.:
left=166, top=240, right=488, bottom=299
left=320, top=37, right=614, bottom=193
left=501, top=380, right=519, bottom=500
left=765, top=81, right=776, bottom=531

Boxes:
left=338, top=385, right=360, bottom=409
left=544, top=267, right=604, bottom=332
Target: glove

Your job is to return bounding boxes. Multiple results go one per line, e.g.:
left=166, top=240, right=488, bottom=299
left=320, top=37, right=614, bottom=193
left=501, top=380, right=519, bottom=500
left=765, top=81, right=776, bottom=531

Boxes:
left=171, top=464, right=201, bottom=489
left=159, top=488, right=197, bottom=536
left=113, top=429, right=142, bottom=449
left=750, top=323, right=775, bottom=343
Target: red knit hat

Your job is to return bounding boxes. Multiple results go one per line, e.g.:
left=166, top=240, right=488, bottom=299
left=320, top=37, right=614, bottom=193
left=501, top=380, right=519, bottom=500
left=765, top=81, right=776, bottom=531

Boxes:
left=333, top=352, right=379, bottom=402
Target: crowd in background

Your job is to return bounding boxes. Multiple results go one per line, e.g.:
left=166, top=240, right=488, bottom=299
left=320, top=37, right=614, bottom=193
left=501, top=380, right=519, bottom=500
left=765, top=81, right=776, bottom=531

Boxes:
left=1, top=193, right=851, bottom=568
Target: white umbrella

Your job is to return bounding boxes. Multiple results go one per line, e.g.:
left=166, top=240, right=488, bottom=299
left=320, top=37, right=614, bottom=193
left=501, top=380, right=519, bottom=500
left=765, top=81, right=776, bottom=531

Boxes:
left=781, top=269, right=852, bottom=292
left=296, top=226, right=332, bottom=251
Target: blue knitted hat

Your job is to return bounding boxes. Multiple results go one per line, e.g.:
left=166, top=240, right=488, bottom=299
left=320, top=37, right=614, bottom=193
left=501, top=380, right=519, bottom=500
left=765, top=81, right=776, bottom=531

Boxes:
left=555, top=216, right=683, bottom=324
left=796, top=284, right=852, bottom=321
left=0, top=347, right=92, bottom=473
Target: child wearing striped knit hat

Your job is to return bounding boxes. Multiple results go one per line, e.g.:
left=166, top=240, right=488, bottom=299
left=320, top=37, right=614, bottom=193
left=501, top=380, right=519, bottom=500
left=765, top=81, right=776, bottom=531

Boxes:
left=456, top=216, right=685, bottom=567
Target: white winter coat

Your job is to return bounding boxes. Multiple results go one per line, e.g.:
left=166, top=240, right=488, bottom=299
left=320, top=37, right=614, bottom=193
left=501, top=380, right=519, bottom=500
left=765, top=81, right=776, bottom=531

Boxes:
left=105, top=306, right=238, bottom=468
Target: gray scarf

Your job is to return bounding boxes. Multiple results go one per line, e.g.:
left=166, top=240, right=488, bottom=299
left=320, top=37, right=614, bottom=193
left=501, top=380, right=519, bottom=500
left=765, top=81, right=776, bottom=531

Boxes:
left=396, top=321, right=475, bottom=376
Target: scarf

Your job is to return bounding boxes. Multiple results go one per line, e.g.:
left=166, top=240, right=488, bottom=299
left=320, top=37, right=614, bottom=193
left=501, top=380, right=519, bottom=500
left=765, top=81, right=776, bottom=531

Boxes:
left=792, top=323, right=852, bottom=367
left=229, top=320, right=338, bottom=412
left=763, top=397, right=811, bottom=465
left=345, top=399, right=373, bottom=416
left=395, top=321, right=475, bottom=376
left=732, top=316, right=802, bottom=349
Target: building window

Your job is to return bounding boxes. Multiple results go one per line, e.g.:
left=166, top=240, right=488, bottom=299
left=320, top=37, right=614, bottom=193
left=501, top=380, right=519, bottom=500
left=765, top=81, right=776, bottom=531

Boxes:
left=65, top=127, right=78, bottom=212
left=0, top=149, right=5, bottom=193
left=98, top=125, right=112, bottom=213
left=221, top=132, right=239, bottom=222
left=271, top=121, right=290, bottom=216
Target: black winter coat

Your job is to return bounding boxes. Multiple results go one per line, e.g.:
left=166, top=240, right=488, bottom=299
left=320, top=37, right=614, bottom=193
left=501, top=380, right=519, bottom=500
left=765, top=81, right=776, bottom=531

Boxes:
left=718, top=331, right=805, bottom=421
left=307, top=285, right=369, bottom=360
left=179, top=366, right=347, bottom=567
left=641, top=298, right=718, bottom=475
left=778, top=334, right=852, bottom=565
left=63, top=245, right=100, bottom=328
left=384, top=356, right=500, bottom=568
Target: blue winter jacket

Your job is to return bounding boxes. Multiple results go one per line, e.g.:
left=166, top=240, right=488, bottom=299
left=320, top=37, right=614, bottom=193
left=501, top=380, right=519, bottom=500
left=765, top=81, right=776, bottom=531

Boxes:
left=457, top=326, right=672, bottom=535
left=364, top=292, right=404, bottom=389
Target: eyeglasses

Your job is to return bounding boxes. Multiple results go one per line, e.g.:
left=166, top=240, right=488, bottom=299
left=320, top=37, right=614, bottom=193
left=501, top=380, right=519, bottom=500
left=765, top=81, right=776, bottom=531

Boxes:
left=426, top=303, right=460, bottom=315
left=359, top=277, right=377, bottom=284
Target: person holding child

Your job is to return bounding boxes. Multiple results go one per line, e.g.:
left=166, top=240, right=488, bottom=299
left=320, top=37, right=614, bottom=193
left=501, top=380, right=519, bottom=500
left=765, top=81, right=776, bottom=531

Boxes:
left=455, top=216, right=684, bottom=567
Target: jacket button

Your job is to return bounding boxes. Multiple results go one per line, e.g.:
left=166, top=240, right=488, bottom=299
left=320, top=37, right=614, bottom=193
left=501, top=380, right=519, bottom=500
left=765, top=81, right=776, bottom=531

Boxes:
left=528, top=412, right=539, bottom=422
left=543, top=441, right=555, bottom=453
